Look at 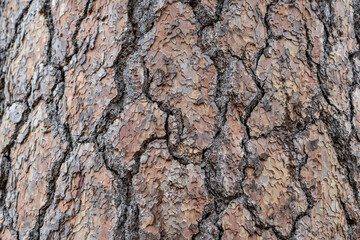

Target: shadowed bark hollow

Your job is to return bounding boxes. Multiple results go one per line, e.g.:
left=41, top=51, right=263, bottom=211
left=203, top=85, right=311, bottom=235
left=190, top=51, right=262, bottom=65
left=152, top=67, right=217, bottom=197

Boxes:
left=1, top=0, right=360, bottom=239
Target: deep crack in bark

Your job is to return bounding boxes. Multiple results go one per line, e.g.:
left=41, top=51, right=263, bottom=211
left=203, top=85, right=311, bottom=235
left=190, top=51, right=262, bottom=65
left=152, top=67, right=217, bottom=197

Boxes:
left=2, top=0, right=360, bottom=238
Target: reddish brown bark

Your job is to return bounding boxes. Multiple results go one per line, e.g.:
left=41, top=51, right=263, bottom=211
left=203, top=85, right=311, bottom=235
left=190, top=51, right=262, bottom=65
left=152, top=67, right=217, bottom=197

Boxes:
left=1, top=0, right=360, bottom=239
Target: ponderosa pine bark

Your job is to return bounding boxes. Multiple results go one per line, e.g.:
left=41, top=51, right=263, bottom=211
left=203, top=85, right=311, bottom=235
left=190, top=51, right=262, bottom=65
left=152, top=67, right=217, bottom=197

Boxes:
left=1, top=0, right=360, bottom=239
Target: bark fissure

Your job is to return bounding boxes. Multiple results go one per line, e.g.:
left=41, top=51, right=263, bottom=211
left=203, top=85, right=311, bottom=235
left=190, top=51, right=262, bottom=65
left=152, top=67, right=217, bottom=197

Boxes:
left=27, top=2, right=74, bottom=239
left=2, top=0, right=360, bottom=239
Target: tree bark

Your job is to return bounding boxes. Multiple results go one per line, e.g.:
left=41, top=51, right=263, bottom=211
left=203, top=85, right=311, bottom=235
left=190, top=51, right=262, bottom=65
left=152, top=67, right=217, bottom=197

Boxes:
left=1, top=0, right=360, bottom=239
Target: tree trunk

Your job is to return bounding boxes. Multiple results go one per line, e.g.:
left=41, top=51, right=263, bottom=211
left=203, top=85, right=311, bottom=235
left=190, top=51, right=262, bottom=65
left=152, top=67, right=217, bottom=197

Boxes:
left=1, top=0, right=360, bottom=239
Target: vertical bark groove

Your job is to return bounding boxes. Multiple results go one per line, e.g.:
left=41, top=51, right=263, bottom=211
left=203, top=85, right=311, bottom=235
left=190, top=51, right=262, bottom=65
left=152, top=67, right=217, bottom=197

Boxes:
left=1, top=0, right=360, bottom=239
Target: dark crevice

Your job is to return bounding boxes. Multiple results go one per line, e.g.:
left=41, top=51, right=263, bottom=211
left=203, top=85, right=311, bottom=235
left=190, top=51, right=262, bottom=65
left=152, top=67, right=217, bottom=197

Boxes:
left=303, top=17, right=360, bottom=219
left=0, top=57, right=5, bottom=125
left=320, top=112, right=360, bottom=209
left=292, top=148, right=315, bottom=236
left=349, top=0, right=360, bottom=142
left=340, top=198, right=358, bottom=225
left=303, top=7, right=360, bottom=221
left=239, top=111, right=315, bottom=239
left=349, top=50, right=360, bottom=142
left=0, top=101, right=30, bottom=239
left=229, top=50, right=265, bottom=142
left=239, top=143, right=315, bottom=240
left=0, top=1, right=50, bottom=238
left=311, top=0, right=360, bottom=226
left=142, top=60, right=188, bottom=166
left=42, top=0, right=55, bottom=65
left=28, top=87, right=73, bottom=239
left=354, top=0, right=360, bottom=46
left=191, top=206, right=212, bottom=240
left=97, top=134, right=164, bottom=240
left=0, top=0, right=6, bottom=15
left=93, top=0, right=160, bottom=152
left=189, top=0, right=289, bottom=238
left=231, top=0, right=281, bottom=142
left=0, top=0, right=34, bottom=124
left=0, top=61, right=36, bottom=240
left=0, top=154, right=19, bottom=240
left=285, top=145, right=315, bottom=239
left=91, top=0, right=161, bottom=238
left=339, top=197, right=360, bottom=239
left=236, top=1, right=318, bottom=239
left=309, top=0, right=345, bottom=115
left=27, top=1, right=74, bottom=239
left=186, top=0, right=235, bottom=237
left=0, top=35, right=34, bottom=240
left=64, top=0, right=93, bottom=63
left=320, top=111, right=360, bottom=238
left=253, top=0, right=281, bottom=69
left=186, top=0, right=225, bottom=31
left=2, top=0, right=360, bottom=239
left=304, top=24, right=342, bottom=115
left=316, top=0, right=334, bottom=53
left=27, top=121, right=73, bottom=240
left=5, top=0, right=34, bottom=50
left=92, top=0, right=149, bottom=139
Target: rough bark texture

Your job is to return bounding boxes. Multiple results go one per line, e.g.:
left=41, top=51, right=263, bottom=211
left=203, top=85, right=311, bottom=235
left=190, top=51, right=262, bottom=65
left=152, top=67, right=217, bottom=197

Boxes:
left=1, top=0, right=360, bottom=239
